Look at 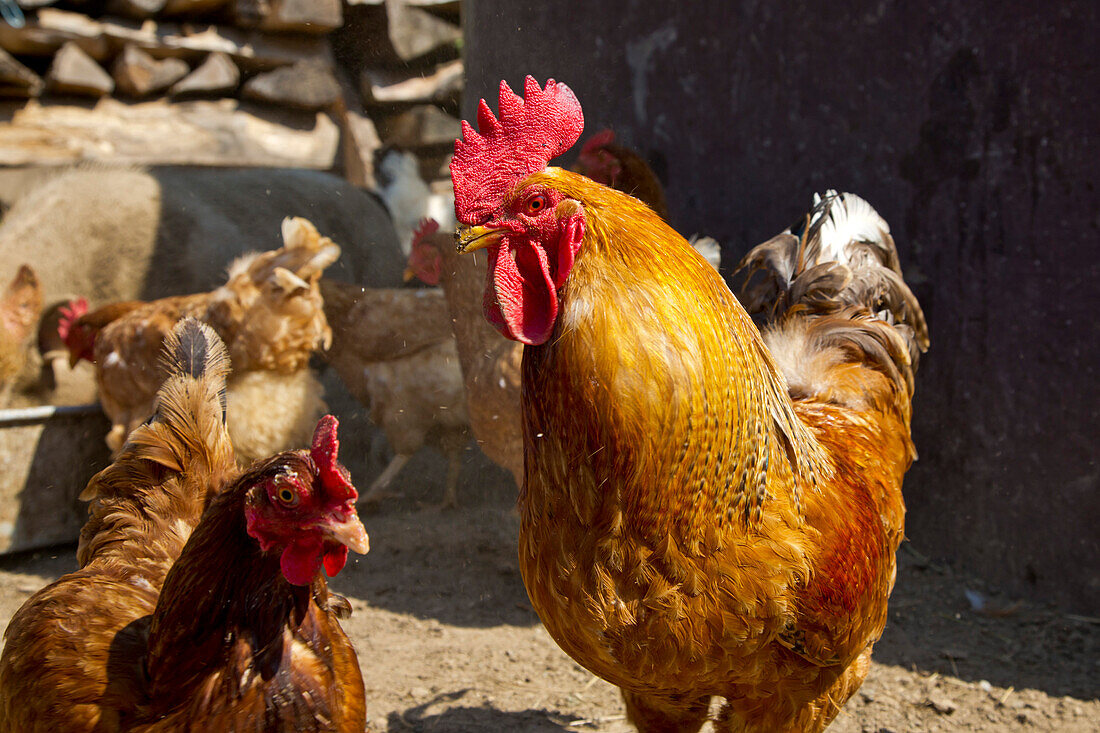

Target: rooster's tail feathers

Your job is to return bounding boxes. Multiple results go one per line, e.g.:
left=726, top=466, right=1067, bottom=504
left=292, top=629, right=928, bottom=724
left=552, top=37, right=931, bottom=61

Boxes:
left=737, top=191, right=928, bottom=415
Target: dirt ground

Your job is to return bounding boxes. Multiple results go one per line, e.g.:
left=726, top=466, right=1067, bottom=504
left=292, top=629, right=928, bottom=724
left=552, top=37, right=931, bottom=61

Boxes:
left=0, top=441, right=1097, bottom=733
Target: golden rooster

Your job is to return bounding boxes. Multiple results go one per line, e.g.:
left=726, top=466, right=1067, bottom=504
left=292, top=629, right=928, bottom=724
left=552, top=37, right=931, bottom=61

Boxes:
left=451, top=77, right=928, bottom=732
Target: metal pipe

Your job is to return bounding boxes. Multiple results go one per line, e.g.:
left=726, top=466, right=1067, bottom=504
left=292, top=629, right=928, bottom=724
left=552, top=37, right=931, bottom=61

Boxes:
left=0, top=404, right=102, bottom=426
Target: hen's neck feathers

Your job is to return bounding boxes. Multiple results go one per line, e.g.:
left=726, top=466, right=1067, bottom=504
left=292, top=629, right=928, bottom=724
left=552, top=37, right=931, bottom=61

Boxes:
left=144, top=462, right=314, bottom=706
left=519, top=169, right=825, bottom=539
left=430, top=234, right=507, bottom=378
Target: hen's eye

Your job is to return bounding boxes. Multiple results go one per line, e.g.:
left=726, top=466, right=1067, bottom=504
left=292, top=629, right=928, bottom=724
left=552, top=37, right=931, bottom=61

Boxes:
left=526, top=195, right=547, bottom=214
left=273, top=478, right=300, bottom=507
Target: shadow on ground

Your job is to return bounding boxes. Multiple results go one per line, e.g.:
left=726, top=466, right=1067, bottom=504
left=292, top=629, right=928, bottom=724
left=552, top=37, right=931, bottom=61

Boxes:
left=385, top=690, right=581, bottom=732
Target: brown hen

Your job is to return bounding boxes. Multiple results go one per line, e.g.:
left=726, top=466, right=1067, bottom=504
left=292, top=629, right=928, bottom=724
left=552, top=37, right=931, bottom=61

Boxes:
left=62, top=217, right=337, bottom=463
left=0, top=319, right=369, bottom=732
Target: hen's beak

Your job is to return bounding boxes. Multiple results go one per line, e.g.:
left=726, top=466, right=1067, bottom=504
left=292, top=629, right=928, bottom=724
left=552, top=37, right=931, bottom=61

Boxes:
left=456, top=225, right=503, bottom=253
left=402, top=267, right=416, bottom=283
left=324, top=513, right=370, bottom=555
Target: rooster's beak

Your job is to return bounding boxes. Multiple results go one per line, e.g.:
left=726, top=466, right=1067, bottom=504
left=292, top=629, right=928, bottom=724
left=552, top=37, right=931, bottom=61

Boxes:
left=324, top=514, right=370, bottom=555
left=402, top=267, right=416, bottom=283
left=456, top=225, right=503, bottom=253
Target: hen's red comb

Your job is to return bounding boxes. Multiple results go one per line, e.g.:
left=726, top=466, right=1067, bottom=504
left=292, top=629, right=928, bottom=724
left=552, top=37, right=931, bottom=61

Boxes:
left=451, top=76, right=584, bottom=226
left=310, top=415, right=356, bottom=503
left=412, top=217, right=440, bottom=247
left=57, top=298, right=88, bottom=342
left=579, top=128, right=615, bottom=158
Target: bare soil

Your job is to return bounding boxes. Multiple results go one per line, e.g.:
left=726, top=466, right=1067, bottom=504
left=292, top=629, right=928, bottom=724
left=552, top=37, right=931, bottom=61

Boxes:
left=0, top=441, right=1097, bottom=733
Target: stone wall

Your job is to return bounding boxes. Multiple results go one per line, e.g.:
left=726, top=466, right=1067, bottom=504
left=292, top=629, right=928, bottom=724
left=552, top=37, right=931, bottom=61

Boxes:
left=463, top=0, right=1100, bottom=612
left=0, top=0, right=462, bottom=193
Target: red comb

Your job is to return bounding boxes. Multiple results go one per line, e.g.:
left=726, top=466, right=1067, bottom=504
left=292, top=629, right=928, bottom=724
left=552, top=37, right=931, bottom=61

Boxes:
left=310, top=415, right=356, bottom=502
left=451, top=76, right=584, bottom=226
left=412, top=217, right=440, bottom=247
left=57, top=298, right=88, bottom=342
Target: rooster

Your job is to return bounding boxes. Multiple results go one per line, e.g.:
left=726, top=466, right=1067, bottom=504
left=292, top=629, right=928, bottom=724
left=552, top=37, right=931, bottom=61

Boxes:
left=451, top=77, right=928, bottom=732
left=0, top=319, right=369, bottom=732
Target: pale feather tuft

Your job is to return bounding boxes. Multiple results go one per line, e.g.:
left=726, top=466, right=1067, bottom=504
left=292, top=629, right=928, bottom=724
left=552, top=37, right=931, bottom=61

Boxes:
left=736, top=191, right=928, bottom=415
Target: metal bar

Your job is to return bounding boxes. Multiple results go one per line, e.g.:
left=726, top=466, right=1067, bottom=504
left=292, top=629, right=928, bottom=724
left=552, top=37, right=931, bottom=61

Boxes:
left=0, top=404, right=102, bottom=426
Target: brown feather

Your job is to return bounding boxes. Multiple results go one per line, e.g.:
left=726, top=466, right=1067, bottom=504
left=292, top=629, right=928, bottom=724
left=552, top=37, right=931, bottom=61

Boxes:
left=0, top=319, right=365, bottom=732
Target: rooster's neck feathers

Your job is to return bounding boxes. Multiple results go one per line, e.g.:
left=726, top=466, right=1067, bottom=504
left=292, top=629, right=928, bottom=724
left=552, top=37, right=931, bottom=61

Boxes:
left=519, top=171, right=826, bottom=537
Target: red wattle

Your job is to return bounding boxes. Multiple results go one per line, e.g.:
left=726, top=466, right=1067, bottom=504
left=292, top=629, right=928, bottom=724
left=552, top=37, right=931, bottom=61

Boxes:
left=323, top=544, right=349, bottom=577
left=485, top=237, right=558, bottom=345
left=280, top=535, right=323, bottom=586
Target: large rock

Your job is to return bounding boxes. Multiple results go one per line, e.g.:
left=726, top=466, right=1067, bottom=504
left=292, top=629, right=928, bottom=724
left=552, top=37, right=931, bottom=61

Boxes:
left=45, top=41, right=113, bottom=96
left=0, top=98, right=338, bottom=168
left=0, top=166, right=405, bottom=309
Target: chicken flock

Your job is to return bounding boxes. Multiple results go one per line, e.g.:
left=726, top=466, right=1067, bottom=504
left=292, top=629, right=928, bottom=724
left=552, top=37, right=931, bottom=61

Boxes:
left=0, top=76, right=927, bottom=732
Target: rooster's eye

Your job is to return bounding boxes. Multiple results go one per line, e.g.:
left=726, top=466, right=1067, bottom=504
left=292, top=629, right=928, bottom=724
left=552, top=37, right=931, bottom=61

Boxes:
left=526, top=195, right=547, bottom=214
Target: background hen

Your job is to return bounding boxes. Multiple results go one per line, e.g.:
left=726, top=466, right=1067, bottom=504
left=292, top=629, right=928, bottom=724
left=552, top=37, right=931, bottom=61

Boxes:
left=0, top=265, right=42, bottom=406
left=451, top=78, right=928, bottom=732
left=0, top=319, right=369, bottom=732
left=406, top=218, right=526, bottom=490
left=321, top=275, right=470, bottom=507
left=62, top=217, right=337, bottom=464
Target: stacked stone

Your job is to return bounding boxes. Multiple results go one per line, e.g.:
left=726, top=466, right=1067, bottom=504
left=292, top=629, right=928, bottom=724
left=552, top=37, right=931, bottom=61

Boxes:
left=0, top=0, right=462, bottom=183
left=333, top=0, right=460, bottom=191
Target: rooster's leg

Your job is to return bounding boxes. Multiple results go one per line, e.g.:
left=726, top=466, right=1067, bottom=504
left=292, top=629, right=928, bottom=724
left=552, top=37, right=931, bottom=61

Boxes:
left=621, top=689, right=710, bottom=733
left=358, top=453, right=411, bottom=505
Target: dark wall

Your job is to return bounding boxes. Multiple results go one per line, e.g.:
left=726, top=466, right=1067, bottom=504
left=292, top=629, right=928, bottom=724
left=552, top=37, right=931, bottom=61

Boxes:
left=464, top=0, right=1100, bottom=612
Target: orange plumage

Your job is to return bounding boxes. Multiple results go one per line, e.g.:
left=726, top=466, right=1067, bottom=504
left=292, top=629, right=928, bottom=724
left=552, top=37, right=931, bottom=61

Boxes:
left=452, top=78, right=927, bottom=732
